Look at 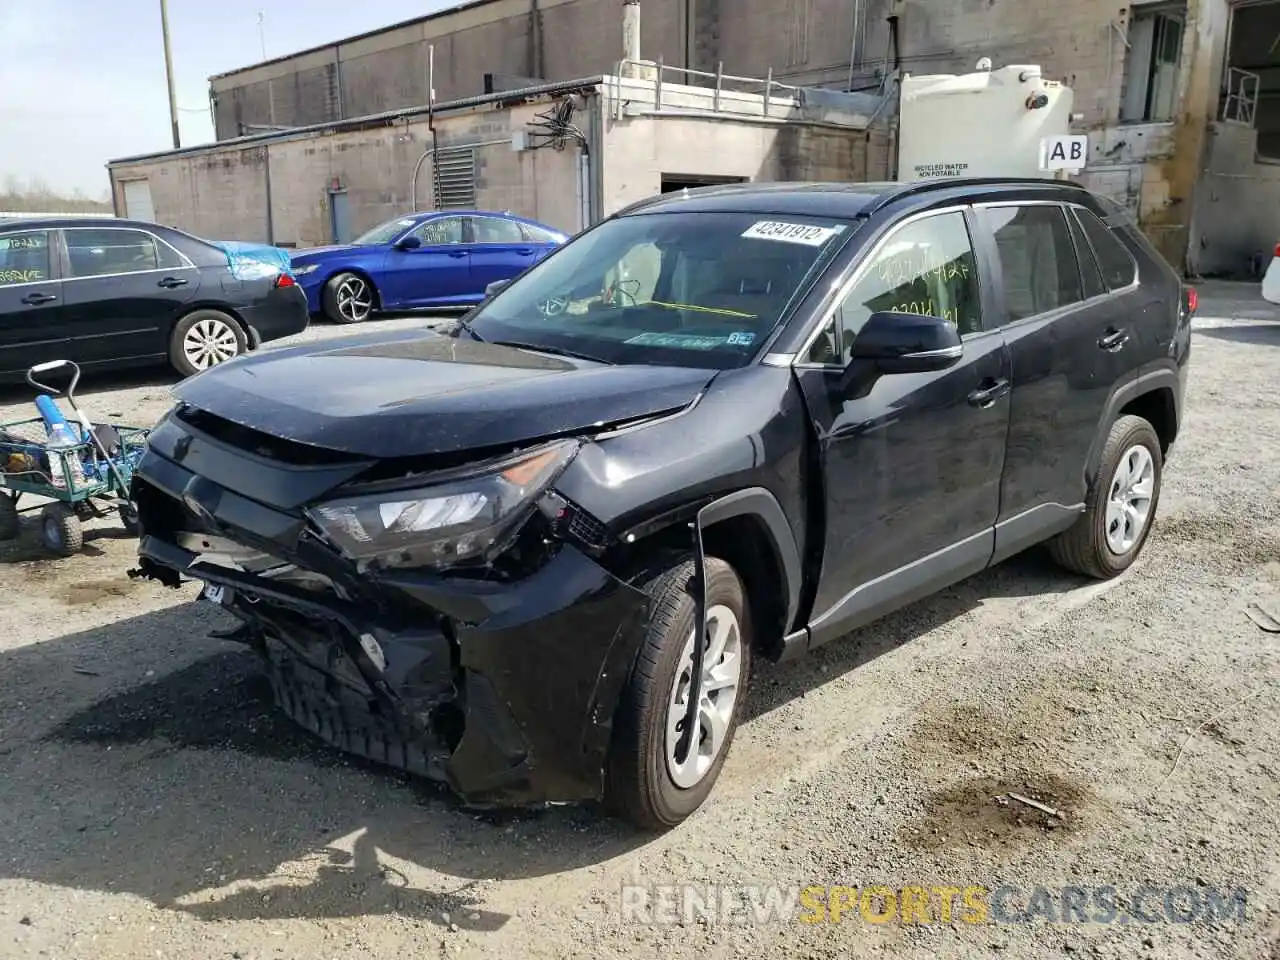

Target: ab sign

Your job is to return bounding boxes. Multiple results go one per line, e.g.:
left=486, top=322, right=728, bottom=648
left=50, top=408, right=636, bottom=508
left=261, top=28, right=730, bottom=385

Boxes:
left=1040, top=135, right=1089, bottom=172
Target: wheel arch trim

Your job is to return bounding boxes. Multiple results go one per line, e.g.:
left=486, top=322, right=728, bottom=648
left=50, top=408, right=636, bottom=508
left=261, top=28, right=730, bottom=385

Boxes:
left=695, top=487, right=804, bottom=641
left=1085, top=367, right=1180, bottom=488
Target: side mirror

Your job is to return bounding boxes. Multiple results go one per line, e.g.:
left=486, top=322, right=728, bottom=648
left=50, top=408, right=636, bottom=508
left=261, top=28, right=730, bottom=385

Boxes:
left=395, top=235, right=422, bottom=250
left=484, top=278, right=511, bottom=298
left=850, top=311, right=963, bottom=374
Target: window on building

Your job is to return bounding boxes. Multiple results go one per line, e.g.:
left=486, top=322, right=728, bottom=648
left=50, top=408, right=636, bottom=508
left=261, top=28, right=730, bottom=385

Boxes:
left=1218, top=2, right=1280, bottom=158
left=0, top=231, right=51, bottom=285
left=804, top=211, right=982, bottom=365
left=65, top=228, right=185, bottom=278
left=986, top=205, right=1083, bottom=323
left=1072, top=208, right=1139, bottom=291
left=1120, top=4, right=1185, bottom=123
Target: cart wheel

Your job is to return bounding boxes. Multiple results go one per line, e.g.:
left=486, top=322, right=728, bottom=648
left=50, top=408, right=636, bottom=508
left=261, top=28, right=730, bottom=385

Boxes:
left=119, top=502, right=140, bottom=536
left=42, top=504, right=83, bottom=557
left=0, top=495, right=18, bottom=541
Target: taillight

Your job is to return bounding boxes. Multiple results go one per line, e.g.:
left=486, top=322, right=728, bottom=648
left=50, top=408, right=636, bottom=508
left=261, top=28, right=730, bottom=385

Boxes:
left=274, top=272, right=297, bottom=288
left=1273, top=241, right=1280, bottom=258
left=1186, top=286, right=1197, bottom=313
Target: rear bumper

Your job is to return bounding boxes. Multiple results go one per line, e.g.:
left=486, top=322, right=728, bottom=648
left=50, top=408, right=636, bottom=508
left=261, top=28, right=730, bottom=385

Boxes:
left=241, top=285, right=309, bottom=345
left=130, top=454, right=649, bottom=806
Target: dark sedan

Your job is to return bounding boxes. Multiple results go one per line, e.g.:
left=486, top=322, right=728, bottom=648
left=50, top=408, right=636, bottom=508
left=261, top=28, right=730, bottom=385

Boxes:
left=0, top=217, right=309, bottom=382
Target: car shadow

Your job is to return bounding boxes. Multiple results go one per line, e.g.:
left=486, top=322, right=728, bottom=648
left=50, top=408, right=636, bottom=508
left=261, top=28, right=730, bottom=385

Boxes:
left=742, top=546, right=1086, bottom=720
left=0, top=549, right=1085, bottom=928
left=1195, top=322, right=1280, bottom=346
left=0, top=365, right=179, bottom=406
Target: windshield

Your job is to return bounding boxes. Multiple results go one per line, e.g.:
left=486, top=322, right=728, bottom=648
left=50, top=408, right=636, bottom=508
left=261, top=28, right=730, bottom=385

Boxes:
left=464, top=210, right=855, bottom=369
left=353, top=216, right=419, bottom=245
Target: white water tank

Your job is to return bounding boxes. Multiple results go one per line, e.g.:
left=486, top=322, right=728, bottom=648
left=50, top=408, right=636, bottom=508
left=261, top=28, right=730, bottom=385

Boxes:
left=897, top=64, right=1076, bottom=181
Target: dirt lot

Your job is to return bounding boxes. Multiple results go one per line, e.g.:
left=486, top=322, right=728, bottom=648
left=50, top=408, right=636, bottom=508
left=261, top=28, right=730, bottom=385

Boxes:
left=0, top=293, right=1277, bottom=959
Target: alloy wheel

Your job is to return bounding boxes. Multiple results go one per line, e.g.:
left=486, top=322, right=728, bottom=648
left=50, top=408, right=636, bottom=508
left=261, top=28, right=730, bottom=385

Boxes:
left=1105, top=443, right=1156, bottom=554
left=665, top=603, right=743, bottom=789
left=182, top=317, right=241, bottom=370
left=337, top=277, right=373, bottom=322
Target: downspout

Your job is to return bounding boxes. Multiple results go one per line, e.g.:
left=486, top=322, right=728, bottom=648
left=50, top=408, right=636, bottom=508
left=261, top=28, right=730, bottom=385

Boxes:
left=334, top=44, right=345, bottom=120
left=263, top=147, right=275, bottom=243
left=427, top=43, right=440, bottom=211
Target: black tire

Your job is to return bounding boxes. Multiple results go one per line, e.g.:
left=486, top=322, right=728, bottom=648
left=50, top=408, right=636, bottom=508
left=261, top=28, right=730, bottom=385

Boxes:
left=606, top=556, right=752, bottom=829
left=42, top=503, right=83, bottom=557
left=1049, top=414, right=1163, bottom=579
left=0, top=495, right=18, bottom=540
left=119, top=502, right=140, bottom=537
left=322, top=272, right=377, bottom=324
left=169, top=309, right=247, bottom=378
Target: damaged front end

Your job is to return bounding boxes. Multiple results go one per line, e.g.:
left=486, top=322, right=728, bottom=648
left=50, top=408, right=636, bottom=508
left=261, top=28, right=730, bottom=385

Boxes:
left=129, top=404, right=652, bottom=807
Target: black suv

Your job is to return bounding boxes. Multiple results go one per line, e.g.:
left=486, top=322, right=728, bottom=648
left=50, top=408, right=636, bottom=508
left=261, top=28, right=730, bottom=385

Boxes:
left=129, top=178, right=1192, bottom=829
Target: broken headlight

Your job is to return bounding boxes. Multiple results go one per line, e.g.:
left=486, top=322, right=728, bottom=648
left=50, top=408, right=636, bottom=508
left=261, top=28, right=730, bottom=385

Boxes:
left=305, top=439, right=579, bottom=570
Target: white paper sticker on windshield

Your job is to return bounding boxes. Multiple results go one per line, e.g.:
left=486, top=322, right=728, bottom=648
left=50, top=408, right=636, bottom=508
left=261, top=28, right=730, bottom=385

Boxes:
left=741, top=220, right=843, bottom=246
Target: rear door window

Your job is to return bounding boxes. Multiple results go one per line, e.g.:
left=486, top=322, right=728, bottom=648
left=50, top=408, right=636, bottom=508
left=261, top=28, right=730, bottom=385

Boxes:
left=0, top=231, right=52, bottom=286
left=470, top=217, right=525, bottom=244
left=1073, top=208, right=1139, bottom=291
left=65, top=228, right=184, bottom=278
left=986, top=205, right=1084, bottom=323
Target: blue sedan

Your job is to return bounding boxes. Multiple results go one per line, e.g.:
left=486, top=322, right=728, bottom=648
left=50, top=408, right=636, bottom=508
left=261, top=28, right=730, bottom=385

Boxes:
left=290, top=210, right=568, bottom=324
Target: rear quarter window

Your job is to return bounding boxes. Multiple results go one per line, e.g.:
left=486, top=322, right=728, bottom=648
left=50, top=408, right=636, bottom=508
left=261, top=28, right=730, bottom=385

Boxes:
left=1073, top=208, right=1138, bottom=291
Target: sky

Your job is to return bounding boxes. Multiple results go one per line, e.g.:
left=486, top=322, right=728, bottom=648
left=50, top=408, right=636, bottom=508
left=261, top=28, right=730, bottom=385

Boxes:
left=0, top=1, right=453, bottom=198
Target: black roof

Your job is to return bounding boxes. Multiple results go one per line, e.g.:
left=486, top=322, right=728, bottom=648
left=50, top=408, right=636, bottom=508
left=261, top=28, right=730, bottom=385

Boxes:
left=617, top=177, right=1094, bottom=220
left=0, top=216, right=139, bottom=232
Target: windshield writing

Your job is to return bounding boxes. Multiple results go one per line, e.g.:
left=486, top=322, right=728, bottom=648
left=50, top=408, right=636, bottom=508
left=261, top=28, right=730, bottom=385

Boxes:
left=466, top=211, right=854, bottom=369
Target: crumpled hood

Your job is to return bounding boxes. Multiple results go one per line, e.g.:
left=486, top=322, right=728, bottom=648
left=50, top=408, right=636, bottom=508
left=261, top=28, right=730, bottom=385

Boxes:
left=173, top=328, right=716, bottom=458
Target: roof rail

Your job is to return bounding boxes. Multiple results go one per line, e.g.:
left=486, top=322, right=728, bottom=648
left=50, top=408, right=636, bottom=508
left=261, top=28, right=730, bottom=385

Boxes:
left=861, top=176, right=1086, bottom=217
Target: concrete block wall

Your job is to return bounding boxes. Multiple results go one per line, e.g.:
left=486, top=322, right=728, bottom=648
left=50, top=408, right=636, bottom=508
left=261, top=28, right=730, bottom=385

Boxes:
left=211, top=0, right=684, bottom=139
left=111, top=147, right=271, bottom=242
left=114, top=99, right=585, bottom=249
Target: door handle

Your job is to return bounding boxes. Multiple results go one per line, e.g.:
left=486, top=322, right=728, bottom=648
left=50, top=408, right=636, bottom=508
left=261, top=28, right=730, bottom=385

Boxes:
left=447, top=251, right=468, bottom=259
left=1098, top=327, right=1129, bottom=351
left=20, top=292, right=57, bottom=305
left=515, top=248, right=535, bottom=256
left=967, top=377, right=1010, bottom=409
left=157, top=276, right=188, bottom=288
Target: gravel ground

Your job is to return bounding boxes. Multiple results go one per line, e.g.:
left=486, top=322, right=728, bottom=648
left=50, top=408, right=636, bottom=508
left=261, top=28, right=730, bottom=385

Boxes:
left=0, top=293, right=1278, bottom=960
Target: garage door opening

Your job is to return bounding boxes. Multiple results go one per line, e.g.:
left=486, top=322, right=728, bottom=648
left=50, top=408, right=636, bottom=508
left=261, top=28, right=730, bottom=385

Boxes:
left=660, top=174, right=748, bottom=193
left=1220, top=1, right=1280, bottom=158
left=121, top=180, right=155, bottom=223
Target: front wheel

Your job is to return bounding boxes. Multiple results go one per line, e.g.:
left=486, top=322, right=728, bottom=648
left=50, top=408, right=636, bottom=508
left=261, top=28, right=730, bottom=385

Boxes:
left=606, top=556, right=752, bottom=829
left=170, top=309, right=247, bottom=378
left=1049, top=414, right=1163, bottom=579
left=322, top=272, right=377, bottom=324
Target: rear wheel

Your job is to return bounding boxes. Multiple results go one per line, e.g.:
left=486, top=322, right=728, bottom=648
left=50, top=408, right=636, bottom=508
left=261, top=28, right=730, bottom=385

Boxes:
left=322, top=272, right=376, bottom=324
left=1049, top=414, right=1163, bottom=579
left=41, top=503, right=83, bottom=557
left=170, top=309, right=247, bottom=378
left=606, top=556, right=751, bottom=829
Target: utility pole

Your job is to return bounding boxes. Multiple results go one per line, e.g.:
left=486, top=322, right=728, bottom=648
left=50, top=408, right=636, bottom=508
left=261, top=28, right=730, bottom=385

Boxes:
left=160, top=0, right=181, bottom=148
left=258, top=11, right=267, bottom=61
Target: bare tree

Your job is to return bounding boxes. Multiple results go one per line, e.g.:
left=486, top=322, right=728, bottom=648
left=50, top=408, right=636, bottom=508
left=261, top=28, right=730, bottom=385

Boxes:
left=0, top=175, right=113, bottom=214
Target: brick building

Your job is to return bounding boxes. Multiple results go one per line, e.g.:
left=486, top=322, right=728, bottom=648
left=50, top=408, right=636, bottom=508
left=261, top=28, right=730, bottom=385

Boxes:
left=110, top=0, right=1280, bottom=275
